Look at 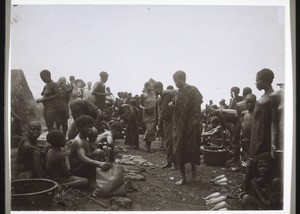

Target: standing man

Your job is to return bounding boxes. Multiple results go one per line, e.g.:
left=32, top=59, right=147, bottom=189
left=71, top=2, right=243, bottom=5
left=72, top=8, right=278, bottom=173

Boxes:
left=140, top=82, right=157, bottom=152
left=69, top=76, right=79, bottom=101
left=153, top=81, right=177, bottom=169
left=169, top=70, right=203, bottom=185
left=36, top=70, right=59, bottom=131
left=83, top=81, right=93, bottom=100
left=56, top=76, right=72, bottom=138
left=92, top=71, right=112, bottom=110
left=228, top=86, right=244, bottom=110
left=236, top=87, right=253, bottom=114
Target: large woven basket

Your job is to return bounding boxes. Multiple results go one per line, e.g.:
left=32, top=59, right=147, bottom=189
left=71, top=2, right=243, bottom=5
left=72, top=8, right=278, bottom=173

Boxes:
left=201, top=147, right=229, bottom=166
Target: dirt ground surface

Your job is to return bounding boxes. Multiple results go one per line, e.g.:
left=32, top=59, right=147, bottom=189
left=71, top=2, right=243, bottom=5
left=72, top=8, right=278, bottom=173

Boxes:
left=11, top=134, right=244, bottom=211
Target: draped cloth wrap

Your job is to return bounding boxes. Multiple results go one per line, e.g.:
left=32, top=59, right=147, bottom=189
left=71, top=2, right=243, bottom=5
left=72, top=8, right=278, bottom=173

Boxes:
left=172, top=85, right=203, bottom=166
left=250, top=102, right=272, bottom=158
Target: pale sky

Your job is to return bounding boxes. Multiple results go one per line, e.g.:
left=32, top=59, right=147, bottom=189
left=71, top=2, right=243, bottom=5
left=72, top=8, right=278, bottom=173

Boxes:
left=10, top=4, right=285, bottom=105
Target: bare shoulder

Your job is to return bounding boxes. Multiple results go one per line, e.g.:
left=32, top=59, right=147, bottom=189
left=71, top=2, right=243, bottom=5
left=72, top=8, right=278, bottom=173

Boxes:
left=73, top=138, right=87, bottom=148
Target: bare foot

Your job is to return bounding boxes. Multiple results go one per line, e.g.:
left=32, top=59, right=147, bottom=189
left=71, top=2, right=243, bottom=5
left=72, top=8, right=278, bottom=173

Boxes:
left=175, top=179, right=186, bottom=186
left=161, top=163, right=172, bottom=169
left=169, top=166, right=179, bottom=170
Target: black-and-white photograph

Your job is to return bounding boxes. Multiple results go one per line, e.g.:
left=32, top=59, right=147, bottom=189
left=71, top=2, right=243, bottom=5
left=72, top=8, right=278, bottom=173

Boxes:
left=6, top=0, right=294, bottom=213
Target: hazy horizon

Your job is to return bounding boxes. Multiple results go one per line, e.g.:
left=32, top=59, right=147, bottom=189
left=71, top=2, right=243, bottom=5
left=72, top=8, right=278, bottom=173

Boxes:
left=10, top=4, right=285, bottom=105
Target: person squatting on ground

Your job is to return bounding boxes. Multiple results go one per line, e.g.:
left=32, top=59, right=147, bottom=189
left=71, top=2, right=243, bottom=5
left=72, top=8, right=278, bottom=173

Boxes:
left=93, top=109, right=115, bottom=161
left=209, top=107, right=240, bottom=164
left=201, top=116, right=223, bottom=146
left=153, top=81, right=177, bottom=170
left=169, top=70, right=203, bottom=186
left=45, top=130, right=88, bottom=188
left=140, top=82, right=157, bottom=152
left=88, top=127, right=114, bottom=162
left=16, top=121, right=46, bottom=178
left=36, top=69, right=59, bottom=131
left=69, top=115, right=111, bottom=188
left=240, top=152, right=283, bottom=210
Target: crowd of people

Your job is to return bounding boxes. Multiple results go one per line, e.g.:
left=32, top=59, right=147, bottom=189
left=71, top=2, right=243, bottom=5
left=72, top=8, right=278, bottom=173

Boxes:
left=15, top=68, right=284, bottom=210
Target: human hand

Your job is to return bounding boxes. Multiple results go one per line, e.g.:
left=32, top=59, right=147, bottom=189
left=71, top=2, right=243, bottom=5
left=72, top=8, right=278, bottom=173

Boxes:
left=98, top=162, right=111, bottom=170
left=96, top=109, right=102, bottom=117
left=168, top=102, right=174, bottom=108
left=156, top=129, right=161, bottom=137
left=246, top=158, right=254, bottom=167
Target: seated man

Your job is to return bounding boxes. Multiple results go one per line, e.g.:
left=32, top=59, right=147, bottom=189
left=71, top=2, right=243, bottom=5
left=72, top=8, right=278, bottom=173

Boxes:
left=202, top=116, right=223, bottom=147
left=89, top=127, right=114, bottom=162
left=69, top=115, right=111, bottom=188
left=202, top=116, right=223, bottom=138
left=210, top=107, right=241, bottom=164
left=45, top=130, right=88, bottom=188
left=16, top=121, right=46, bottom=178
left=93, top=108, right=114, bottom=148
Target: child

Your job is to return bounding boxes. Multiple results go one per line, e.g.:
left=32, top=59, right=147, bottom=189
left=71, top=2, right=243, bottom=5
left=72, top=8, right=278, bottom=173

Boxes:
left=45, top=130, right=88, bottom=188
left=69, top=115, right=111, bottom=188
left=240, top=94, right=256, bottom=161
left=241, top=152, right=283, bottom=210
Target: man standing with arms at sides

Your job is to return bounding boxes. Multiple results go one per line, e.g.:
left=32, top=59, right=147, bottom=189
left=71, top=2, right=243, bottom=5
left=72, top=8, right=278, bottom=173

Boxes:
left=92, top=71, right=112, bottom=110
left=169, top=70, right=203, bottom=185
left=36, top=70, right=59, bottom=131
left=153, top=81, right=177, bottom=170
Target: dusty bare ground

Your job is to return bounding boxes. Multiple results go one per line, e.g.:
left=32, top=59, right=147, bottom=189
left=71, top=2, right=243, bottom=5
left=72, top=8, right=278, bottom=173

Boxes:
left=11, top=135, right=243, bottom=211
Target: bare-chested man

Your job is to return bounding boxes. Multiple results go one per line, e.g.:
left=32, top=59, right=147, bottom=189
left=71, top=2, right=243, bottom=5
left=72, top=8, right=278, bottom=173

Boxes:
left=69, top=115, right=111, bottom=187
